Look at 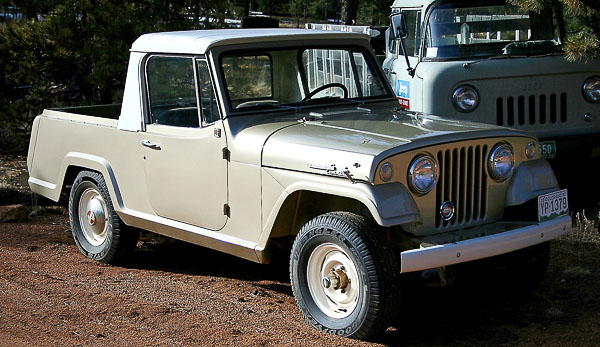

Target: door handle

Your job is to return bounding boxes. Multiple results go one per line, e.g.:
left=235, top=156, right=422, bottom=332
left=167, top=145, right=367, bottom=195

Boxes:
left=141, top=140, right=161, bottom=150
left=383, top=68, right=396, bottom=75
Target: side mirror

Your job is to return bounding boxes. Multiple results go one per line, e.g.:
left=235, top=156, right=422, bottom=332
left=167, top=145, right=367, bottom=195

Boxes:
left=389, top=12, right=415, bottom=78
left=390, top=13, right=408, bottom=39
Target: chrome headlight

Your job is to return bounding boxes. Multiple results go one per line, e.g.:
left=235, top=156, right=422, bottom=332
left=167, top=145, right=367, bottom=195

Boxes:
left=408, top=155, right=437, bottom=194
left=452, top=85, right=479, bottom=112
left=379, top=162, right=394, bottom=182
left=582, top=76, right=600, bottom=103
left=488, top=143, right=514, bottom=181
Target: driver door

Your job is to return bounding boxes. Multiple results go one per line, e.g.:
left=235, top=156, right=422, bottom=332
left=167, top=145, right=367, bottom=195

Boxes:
left=140, top=56, right=228, bottom=231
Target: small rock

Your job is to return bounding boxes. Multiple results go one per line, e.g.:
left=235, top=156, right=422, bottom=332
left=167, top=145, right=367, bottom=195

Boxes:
left=0, top=204, right=28, bottom=222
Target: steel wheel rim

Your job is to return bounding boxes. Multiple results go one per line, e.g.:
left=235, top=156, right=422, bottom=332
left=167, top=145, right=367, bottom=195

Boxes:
left=77, top=187, right=108, bottom=246
left=306, top=243, right=360, bottom=319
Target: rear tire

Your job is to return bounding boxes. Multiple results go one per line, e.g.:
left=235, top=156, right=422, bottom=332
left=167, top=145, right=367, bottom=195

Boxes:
left=290, top=212, right=399, bottom=339
left=68, top=171, right=138, bottom=264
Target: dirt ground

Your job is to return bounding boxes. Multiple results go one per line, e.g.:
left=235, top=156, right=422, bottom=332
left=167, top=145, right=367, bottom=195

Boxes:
left=1, top=154, right=600, bottom=346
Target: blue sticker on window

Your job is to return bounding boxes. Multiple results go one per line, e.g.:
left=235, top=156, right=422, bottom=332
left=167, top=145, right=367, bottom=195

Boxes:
left=396, top=80, right=410, bottom=98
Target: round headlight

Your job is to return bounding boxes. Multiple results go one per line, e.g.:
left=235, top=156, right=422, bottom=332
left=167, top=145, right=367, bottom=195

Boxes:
left=583, top=76, right=600, bottom=103
left=452, top=85, right=479, bottom=112
left=525, top=141, right=537, bottom=159
left=488, top=143, right=515, bottom=181
left=408, top=155, right=437, bottom=194
left=379, top=162, right=394, bottom=182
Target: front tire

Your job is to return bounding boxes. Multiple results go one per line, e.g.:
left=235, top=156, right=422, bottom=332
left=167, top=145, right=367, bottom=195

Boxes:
left=69, top=171, right=138, bottom=264
left=290, top=212, right=399, bottom=339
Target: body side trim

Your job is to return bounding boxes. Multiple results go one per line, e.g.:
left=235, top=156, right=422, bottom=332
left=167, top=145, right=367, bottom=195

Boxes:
left=117, top=209, right=259, bottom=262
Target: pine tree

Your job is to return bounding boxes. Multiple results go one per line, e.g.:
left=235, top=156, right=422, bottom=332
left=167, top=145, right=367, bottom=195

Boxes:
left=509, top=0, right=600, bottom=60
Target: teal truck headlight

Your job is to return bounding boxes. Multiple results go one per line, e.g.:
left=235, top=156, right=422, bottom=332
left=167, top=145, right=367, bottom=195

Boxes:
left=583, top=76, right=600, bottom=103
left=452, top=85, right=479, bottom=112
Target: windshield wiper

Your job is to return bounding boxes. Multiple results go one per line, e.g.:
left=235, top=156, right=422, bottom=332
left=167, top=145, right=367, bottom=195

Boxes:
left=463, top=54, right=528, bottom=68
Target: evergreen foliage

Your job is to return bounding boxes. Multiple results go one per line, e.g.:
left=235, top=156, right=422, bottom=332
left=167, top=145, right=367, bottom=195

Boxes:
left=509, top=0, right=600, bottom=60
left=1, top=0, right=599, bottom=152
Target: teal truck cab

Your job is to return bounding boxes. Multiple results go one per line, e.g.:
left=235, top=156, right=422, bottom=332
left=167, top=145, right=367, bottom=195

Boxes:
left=383, top=0, right=600, bottom=168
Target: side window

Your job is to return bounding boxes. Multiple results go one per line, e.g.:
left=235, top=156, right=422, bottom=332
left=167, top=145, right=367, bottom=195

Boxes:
left=196, top=60, right=220, bottom=124
left=389, top=10, right=422, bottom=56
left=146, top=56, right=199, bottom=128
left=222, top=54, right=273, bottom=108
left=402, top=10, right=422, bottom=56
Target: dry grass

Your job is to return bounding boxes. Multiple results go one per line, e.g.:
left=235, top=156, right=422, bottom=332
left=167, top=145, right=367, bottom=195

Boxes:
left=566, top=209, right=600, bottom=245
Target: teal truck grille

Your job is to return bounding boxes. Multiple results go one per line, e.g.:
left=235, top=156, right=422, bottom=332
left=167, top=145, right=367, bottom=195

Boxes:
left=435, top=144, right=488, bottom=229
left=496, top=93, right=567, bottom=127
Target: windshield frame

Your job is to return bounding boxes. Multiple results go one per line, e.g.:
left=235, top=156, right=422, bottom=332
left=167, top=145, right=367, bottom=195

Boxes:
left=213, top=41, right=396, bottom=117
left=420, top=0, right=563, bottom=62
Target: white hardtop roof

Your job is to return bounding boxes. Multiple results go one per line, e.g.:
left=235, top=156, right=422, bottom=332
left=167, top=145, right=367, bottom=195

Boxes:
left=131, top=28, right=369, bottom=55
left=392, top=0, right=431, bottom=9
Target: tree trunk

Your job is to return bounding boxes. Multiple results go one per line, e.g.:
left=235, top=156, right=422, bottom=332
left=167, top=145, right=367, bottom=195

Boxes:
left=341, top=0, right=358, bottom=25
left=243, top=0, right=249, bottom=17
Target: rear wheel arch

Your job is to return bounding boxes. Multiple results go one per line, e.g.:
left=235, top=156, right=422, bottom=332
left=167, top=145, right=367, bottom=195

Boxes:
left=59, top=161, right=121, bottom=212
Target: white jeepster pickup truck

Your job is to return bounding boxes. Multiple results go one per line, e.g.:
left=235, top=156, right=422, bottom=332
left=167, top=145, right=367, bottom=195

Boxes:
left=28, top=29, right=571, bottom=339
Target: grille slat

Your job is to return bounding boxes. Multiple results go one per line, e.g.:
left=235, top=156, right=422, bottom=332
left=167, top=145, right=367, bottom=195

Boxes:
left=550, top=94, right=557, bottom=123
left=435, top=145, right=488, bottom=229
left=459, top=147, right=467, bottom=224
left=496, top=93, right=567, bottom=127
left=451, top=148, right=458, bottom=226
left=466, top=146, right=474, bottom=222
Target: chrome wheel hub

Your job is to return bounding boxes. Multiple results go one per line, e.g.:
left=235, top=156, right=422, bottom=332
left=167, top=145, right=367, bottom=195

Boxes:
left=306, top=243, right=360, bottom=319
left=87, top=211, right=97, bottom=225
left=78, top=187, right=108, bottom=246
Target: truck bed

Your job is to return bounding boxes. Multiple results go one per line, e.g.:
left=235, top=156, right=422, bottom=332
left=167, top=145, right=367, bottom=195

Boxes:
left=27, top=105, right=128, bottom=203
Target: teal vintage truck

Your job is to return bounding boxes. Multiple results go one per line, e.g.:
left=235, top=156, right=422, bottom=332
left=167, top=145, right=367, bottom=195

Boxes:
left=383, top=0, right=600, bottom=164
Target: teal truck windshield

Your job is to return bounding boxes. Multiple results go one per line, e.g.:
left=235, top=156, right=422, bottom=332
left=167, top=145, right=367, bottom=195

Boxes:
left=425, top=3, right=561, bottom=59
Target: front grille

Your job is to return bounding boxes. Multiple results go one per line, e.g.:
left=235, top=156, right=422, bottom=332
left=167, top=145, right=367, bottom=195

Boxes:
left=496, top=93, right=567, bottom=127
left=435, top=145, right=488, bottom=229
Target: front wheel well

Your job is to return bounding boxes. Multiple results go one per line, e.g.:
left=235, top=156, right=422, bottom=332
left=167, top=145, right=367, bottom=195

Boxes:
left=268, top=190, right=375, bottom=241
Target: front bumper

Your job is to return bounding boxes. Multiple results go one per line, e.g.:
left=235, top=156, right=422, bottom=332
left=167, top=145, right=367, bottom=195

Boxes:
left=399, top=215, right=571, bottom=273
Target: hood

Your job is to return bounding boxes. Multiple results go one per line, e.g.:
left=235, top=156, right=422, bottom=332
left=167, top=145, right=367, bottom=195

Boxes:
left=418, top=56, right=600, bottom=138
left=261, top=103, right=529, bottom=182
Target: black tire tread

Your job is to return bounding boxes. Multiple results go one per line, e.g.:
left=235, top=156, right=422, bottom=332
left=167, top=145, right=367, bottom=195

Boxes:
left=290, top=212, right=400, bottom=339
left=68, top=170, right=138, bottom=264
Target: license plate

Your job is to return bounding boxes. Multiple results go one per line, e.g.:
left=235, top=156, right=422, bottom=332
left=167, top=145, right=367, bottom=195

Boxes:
left=540, top=141, right=556, bottom=158
left=538, top=189, right=568, bottom=222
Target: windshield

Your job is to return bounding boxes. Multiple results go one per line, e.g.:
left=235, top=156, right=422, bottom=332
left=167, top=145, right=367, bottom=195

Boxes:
left=220, top=46, right=392, bottom=113
left=425, top=2, right=562, bottom=59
